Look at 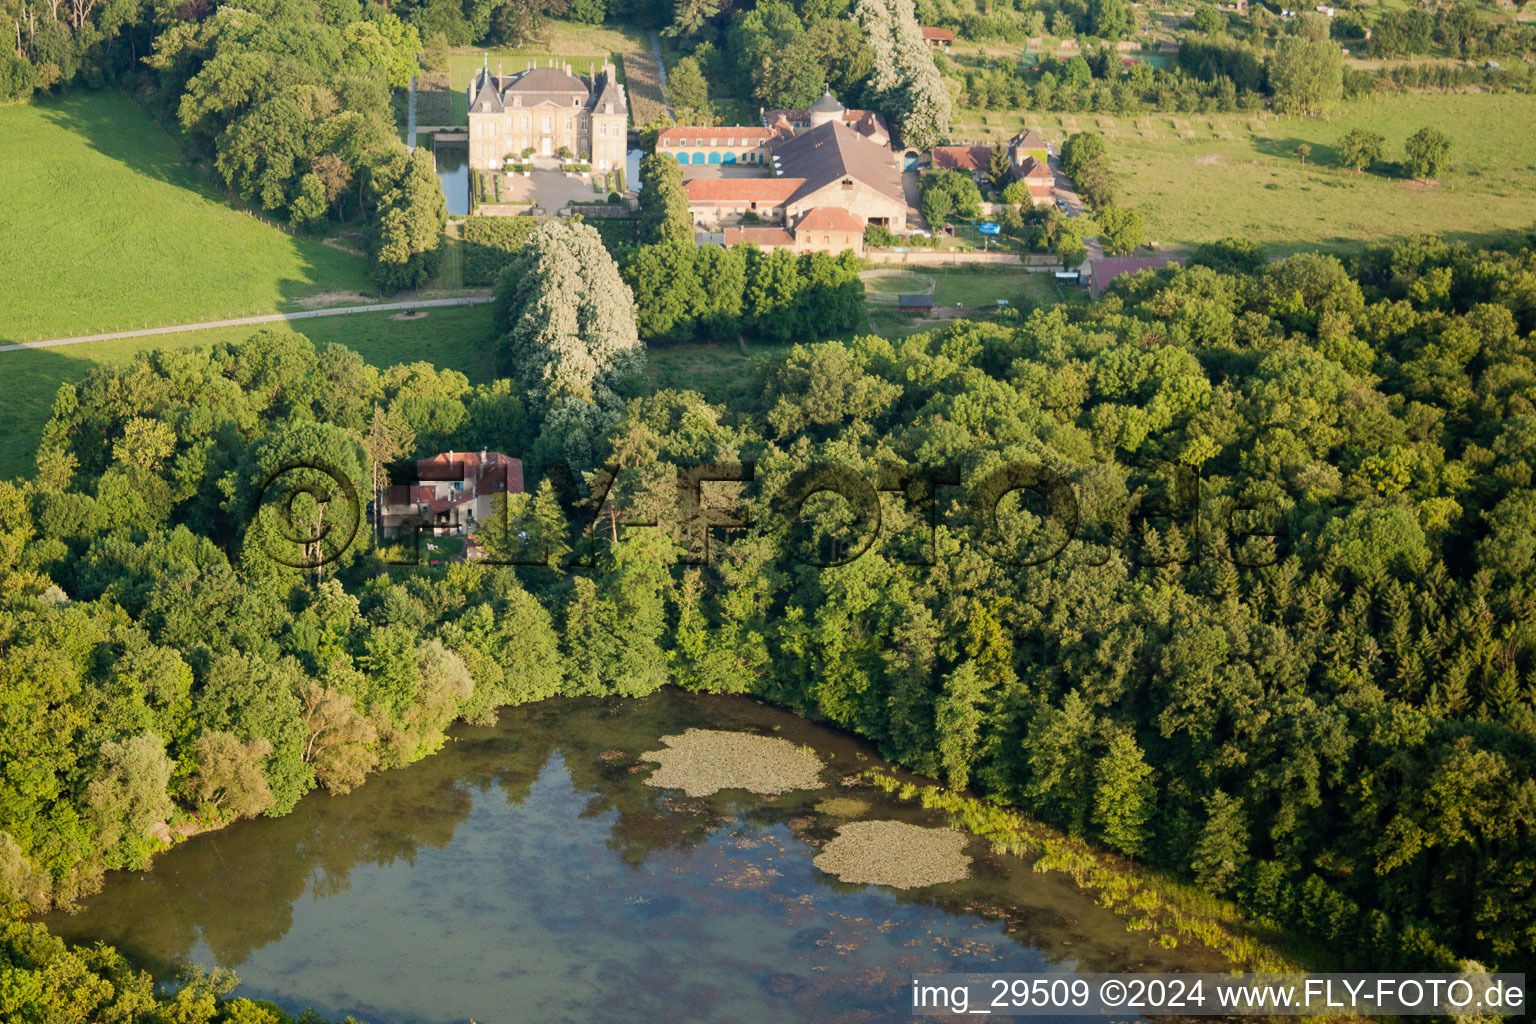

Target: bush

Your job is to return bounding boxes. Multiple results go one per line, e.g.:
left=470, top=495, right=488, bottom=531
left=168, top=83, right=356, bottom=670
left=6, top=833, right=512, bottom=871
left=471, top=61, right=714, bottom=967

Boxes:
left=864, top=223, right=897, bottom=247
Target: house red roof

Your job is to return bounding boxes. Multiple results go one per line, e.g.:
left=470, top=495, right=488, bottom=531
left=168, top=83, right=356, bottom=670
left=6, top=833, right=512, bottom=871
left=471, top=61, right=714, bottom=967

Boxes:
left=409, top=451, right=524, bottom=495
left=658, top=126, right=777, bottom=145
left=796, top=206, right=864, bottom=233
left=921, top=27, right=956, bottom=41
left=384, top=485, right=435, bottom=506
left=760, top=107, right=889, bottom=141
left=932, top=145, right=992, bottom=172
left=474, top=461, right=521, bottom=497
left=1018, top=155, right=1053, bottom=181
left=722, top=226, right=796, bottom=247
left=842, top=110, right=887, bottom=140
left=684, top=177, right=805, bottom=204
left=1010, top=129, right=1047, bottom=151
left=1089, top=256, right=1186, bottom=298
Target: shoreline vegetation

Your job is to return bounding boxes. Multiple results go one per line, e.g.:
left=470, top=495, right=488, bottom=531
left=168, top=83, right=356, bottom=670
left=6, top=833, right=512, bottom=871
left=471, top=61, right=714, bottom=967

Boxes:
left=865, top=771, right=1313, bottom=973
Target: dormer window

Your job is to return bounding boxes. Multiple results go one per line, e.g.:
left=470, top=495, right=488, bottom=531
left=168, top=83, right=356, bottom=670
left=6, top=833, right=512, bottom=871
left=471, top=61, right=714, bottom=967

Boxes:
left=604, top=103, right=613, bottom=113
left=512, top=96, right=521, bottom=107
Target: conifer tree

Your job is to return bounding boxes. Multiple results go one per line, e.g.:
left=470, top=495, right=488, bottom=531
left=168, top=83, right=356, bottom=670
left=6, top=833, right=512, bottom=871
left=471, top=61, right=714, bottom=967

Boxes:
left=1093, top=729, right=1155, bottom=857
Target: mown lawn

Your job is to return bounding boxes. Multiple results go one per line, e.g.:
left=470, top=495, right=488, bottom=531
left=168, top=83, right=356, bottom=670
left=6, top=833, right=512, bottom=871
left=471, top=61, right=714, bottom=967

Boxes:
left=0, top=92, right=373, bottom=345
left=0, top=305, right=498, bottom=480
left=951, top=93, right=1536, bottom=254
left=863, top=267, right=1083, bottom=336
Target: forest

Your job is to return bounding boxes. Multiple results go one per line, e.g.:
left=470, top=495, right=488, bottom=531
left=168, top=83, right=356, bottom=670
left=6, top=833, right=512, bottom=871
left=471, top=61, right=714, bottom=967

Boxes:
left=2, top=228, right=1534, bottom=1017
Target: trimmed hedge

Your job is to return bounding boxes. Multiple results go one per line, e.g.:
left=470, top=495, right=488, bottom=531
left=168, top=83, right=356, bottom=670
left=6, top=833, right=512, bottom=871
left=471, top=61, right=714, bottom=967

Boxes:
left=461, top=216, right=542, bottom=286
left=581, top=216, right=640, bottom=255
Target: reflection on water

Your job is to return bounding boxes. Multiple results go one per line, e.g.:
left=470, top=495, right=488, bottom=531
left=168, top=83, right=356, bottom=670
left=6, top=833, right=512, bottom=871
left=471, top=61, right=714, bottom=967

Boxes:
left=626, top=148, right=642, bottom=192
left=45, top=692, right=1225, bottom=1023
left=434, top=141, right=468, bottom=216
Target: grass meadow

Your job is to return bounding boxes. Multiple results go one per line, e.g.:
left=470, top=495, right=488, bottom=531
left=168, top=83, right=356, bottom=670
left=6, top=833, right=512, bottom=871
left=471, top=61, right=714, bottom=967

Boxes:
left=0, top=93, right=373, bottom=345
left=0, top=305, right=498, bottom=480
left=954, top=92, right=1536, bottom=254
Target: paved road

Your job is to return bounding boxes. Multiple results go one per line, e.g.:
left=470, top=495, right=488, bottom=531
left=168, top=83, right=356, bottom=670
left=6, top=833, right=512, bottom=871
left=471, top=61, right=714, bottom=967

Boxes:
left=648, top=31, right=676, bottom=119
left=0, top=295, right=495, bottom=354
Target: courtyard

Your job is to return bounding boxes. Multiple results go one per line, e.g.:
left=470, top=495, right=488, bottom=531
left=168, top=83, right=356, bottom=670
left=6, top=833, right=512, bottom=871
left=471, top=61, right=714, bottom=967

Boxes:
left=497, top=166, right=609, bottom=212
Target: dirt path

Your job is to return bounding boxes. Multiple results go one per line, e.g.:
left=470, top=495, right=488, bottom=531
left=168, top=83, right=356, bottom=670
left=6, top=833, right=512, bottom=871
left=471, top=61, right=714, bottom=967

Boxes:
left=0, top=295, right=494, bottom=353
left=649, top=31, right=676, bottom=119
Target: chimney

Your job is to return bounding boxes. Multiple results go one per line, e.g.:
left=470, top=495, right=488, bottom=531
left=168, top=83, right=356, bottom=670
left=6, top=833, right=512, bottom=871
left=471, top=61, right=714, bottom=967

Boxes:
left=497, top=60, right=503, bottom=77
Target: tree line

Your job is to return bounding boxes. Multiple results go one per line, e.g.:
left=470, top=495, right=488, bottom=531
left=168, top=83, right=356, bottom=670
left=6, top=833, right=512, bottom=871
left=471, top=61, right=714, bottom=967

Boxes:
left=617, top=153, right=866, bottom=344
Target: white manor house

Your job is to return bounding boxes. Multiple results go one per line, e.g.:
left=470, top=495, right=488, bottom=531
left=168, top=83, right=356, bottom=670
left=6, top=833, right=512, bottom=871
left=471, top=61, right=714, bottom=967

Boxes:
left=466, top=59, right=628, bottom=172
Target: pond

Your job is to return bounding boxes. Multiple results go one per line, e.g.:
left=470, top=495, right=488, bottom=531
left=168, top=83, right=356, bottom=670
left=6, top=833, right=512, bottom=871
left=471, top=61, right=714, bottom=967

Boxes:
left=434, top=139, right=469, bottom=217
left=626, top=148, right=643, bottom=192
left=44, top=691, right=1228, bottom=1023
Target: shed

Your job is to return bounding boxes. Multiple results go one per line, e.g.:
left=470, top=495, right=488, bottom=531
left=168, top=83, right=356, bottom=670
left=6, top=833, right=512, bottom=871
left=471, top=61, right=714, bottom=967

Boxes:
left=898, top=293, right=935, bottom=312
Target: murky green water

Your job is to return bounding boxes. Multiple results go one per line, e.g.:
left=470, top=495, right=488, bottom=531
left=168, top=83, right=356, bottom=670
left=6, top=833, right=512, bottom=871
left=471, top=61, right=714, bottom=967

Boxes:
left=45, top=691, right=1226, bottom=1023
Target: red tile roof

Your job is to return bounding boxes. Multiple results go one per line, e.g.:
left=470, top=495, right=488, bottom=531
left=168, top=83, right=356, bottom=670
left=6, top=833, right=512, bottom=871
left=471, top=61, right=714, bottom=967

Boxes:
left=921, top=27, right=956, bottom=41
left=684, top=177, right=805, bottom=204
left=385, top=485, right=435, bottom=506
left=1010, top=129, right=1047, bottom=151
left=932, top=145, right=992, bottom=172
left=475, top=463, right=518, bottom=497
left=722, top=226, right=795, bottom=247
left=771, top=122, right=904, bottom=206
left=411, top=451, right=524, bottom=493
left=796, top=206, right=864, bottom=233
left=761, top=108, right=889, bottom=141
left=658, top=126, right=777, bottom=145
left=1018, top=155, right=1054, bottom=181
left=1089, top=256, right=1186, bottom=298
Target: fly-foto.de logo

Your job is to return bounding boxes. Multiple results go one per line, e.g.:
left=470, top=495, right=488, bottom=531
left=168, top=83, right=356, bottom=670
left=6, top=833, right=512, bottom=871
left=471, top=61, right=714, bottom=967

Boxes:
left=245, top=458, right=1290, bottom=572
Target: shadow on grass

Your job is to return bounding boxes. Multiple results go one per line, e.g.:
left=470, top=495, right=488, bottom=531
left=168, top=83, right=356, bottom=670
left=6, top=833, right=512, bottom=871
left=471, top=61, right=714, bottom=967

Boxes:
left=31, top=91, right=375, bottom=321
left=0, top=345, right=105, bottom=480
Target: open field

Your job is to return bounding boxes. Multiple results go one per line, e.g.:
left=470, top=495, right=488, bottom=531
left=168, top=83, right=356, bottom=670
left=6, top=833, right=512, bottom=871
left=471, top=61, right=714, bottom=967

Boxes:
left=646, top=340, right=796, bottom=406
left=0, top=305, right=497, bottom=480
left=863, top=267, right=1081, bottom=336
left=865, top=266, right=1073, bottom=305
left=0, top=93, right=373, bottom=345
left=951, top=93, right=1536, bottom=254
